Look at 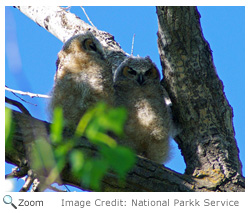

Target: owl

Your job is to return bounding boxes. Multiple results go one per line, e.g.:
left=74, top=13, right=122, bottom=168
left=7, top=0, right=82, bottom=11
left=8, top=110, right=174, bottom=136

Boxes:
left=113, top=56, right=172, bottom=164
left=49, top=32, right=114, bottom=128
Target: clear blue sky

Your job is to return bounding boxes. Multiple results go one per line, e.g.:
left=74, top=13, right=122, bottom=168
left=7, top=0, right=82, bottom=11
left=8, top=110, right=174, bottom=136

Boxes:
left=5, top=6, right=245, bottom=192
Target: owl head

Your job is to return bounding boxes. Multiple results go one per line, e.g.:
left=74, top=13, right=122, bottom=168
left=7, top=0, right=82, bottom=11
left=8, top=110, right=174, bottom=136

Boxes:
left=56, top=31, right=106, bottom=72
left=113, top=56, right=160, bottom=86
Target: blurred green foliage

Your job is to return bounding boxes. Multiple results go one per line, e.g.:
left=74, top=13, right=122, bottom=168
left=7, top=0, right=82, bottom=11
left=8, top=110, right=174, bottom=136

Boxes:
left=5, top=103, right=136, bottom=191
left=51, top=102, right=136, bottom=191
left=31, top=138, right=56, bottom=176
left=5, top=107, right=14, bottom=151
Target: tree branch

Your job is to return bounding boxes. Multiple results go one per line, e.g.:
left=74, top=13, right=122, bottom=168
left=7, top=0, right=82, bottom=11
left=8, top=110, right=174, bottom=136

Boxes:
left=5, top=97, right=31, bottom=115
left=6, top=109, right=244, bottom=192
left=5, top=86, right=51, bottom=99
left=15, top=6, right=127, bottom=73
left=157, top=6, right=244, bottom=190
left=19, top=170, right=35, bottom=192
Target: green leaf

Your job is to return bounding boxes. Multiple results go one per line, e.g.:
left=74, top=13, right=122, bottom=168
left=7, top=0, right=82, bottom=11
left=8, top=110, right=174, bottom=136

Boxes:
left=100, top=145, right=136, bottom=180
left=53, top=140, right=74, bottom=171
left=81, top=159, right=109, bottom=191
left=54, top=141, right=73, bottom=158
left=79, top=103, right=127, bottom=147
left=75, top=106, right=96, bottom=138
left=5, top=107, right=14, bottom=148
left=70, top=150, right=85, bottom=174
left=85, top=127, right=117, bottom=147
left=31, top=138, right=56, bottom=174
left=50, top=107, right=64, bottom=144
left=106, top=107, right=128, bottom=136
left=96, top=107, right=128, bottom=136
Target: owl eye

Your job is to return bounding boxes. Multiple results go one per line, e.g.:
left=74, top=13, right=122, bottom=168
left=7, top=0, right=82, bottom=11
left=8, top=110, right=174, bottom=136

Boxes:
left=83, top=39, right=97, bottom=52
left=128, top=69, right=137, bottom=75
left=123, top=67, right=137, bottom=77
left=145, top=68, right=159, bottom=79
left=145, top=69, right=153, bottom=77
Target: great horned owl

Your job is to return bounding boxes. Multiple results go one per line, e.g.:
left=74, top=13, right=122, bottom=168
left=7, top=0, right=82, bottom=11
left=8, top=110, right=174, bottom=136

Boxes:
left=49, top=32, right=113, bottom=127
left=113, top=56, right=172, bottom=163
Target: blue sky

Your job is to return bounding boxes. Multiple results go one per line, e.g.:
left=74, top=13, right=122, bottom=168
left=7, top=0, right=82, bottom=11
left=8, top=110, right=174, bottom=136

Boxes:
left=5, top=6, right=245, bottom=191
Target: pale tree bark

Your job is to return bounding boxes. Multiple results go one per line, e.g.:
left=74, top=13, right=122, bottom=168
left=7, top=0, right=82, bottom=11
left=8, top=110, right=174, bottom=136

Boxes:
left=5, top=6, right=244, bottom=192
left=15, top=6, right=127, bottom=73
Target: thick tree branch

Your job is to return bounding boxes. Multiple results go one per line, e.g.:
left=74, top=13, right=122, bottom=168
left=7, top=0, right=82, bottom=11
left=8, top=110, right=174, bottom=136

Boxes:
left=15, top=6, right=127, bottom=73
left=6, top=110, right=244, bottom=192
left=157, top=6, right=244, bottom=189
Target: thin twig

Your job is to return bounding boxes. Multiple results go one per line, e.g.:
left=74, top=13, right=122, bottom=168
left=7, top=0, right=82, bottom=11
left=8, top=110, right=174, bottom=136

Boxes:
left=64, top=184, right=71, bottom=192
left=19, top=171, right=35, bottom=192
left=5, top=97, right=31, bottom=115
left=131, top=34, right=135, bottom=56
left=6, top=86, right=37, bottom=106
left=5, top=86, right=51, bottom=99
left=5, top=166, right=28, bottom=179
left=80, top=6, right=96, bottom=28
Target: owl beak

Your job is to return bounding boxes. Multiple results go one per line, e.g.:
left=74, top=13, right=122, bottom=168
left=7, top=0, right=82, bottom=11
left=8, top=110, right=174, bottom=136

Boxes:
left=137, top=74, right=145, bottom=85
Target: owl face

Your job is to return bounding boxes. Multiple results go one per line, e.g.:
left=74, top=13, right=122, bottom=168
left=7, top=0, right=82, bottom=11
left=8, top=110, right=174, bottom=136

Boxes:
left=61, top=32, right=105, bottom=60
left=114, top=56, right=160, bottom=86
left=56, top=32, right=109, bottom=78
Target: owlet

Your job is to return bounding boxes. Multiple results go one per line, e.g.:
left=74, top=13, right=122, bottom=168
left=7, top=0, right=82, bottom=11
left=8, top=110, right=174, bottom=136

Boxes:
left=113, top=56, right=172, bottom=163
left=49, top=32, right=113, bottom=128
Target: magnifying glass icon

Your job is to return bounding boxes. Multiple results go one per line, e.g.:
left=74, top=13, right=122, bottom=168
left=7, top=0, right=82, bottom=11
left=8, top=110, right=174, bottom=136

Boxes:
left=3, top=195, right=17, bottom=209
